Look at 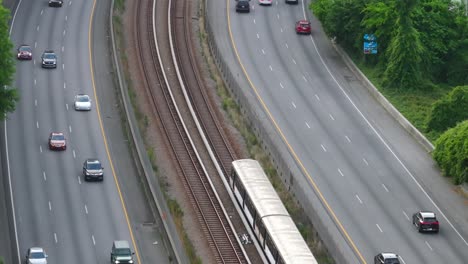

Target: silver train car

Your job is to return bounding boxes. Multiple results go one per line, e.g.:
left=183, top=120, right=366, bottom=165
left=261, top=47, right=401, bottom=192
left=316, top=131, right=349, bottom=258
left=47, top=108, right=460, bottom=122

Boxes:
left=231, top=159, right=317, bottom=264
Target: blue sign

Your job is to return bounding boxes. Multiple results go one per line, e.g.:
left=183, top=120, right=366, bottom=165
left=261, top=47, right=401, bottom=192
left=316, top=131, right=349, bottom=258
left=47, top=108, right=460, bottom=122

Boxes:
left=363, top=34, right=378, bottom=54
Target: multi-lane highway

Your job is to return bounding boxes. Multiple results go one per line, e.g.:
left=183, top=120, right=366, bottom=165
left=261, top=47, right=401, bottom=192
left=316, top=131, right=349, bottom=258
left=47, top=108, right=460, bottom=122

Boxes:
left=6, top=0, right=139, bottom=263
left=226, top=1, right=468, bottom=263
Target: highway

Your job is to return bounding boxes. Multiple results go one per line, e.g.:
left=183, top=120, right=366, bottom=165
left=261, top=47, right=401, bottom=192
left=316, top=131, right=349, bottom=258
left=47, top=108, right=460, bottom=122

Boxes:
left=226, top=1, right=468, bottom=263
left=6, top=0, right=138, bottom=263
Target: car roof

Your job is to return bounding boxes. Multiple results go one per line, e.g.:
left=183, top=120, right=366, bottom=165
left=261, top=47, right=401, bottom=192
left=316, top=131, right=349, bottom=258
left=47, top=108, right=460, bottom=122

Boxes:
left=420, top=211, right=436, bottom=218
left=381, top=252, right=398, bottom=259
left=113, top=240, right=130, bottom=248
left=29, top=247, right=45, bottom=253
left=86, top=158, right=100, bottom=163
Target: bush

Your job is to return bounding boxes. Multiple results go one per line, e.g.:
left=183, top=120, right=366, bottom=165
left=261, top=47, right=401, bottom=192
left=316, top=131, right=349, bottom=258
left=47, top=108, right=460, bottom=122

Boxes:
left=426, top=86, right=468, bottom=132
left=433, top=121, right=468, bottom=184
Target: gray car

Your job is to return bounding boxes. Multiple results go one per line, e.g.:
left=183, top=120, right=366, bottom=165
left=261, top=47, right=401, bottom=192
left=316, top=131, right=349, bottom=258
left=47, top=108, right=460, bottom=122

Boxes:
left=83, top=159, right=104, bottom=181
left=25, top=247, right=48, bottom=264
left=41, top=50, right=57, bottom=68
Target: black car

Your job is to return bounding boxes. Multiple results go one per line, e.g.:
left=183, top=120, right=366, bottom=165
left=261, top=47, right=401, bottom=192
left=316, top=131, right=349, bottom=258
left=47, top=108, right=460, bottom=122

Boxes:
left=412, top=211, right=439, bottom=233
left=41, top=50, right=57, bottom=68
left=49, top=0, right=63, bottom=7
left=374, top=253, right=400, bottom=264
left=83, top=159, right=104, bottom=181
left=236, top=0, right=250, bottom=13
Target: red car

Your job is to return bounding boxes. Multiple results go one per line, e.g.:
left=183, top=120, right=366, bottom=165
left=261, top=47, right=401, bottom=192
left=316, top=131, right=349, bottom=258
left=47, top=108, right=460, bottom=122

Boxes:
left=295, top=20, right=311, bottom=35
left=412, top=211, right=439, bottom=233
left=17, top=45, right=32, bottom=60
left=49, top=132, right=66, bottom=150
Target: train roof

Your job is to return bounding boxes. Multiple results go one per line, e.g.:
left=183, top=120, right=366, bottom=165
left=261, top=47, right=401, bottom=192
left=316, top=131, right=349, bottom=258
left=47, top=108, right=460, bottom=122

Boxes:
left=232, top=159, right=316, bottom=263
left=263, top=215, right=318, bottom=264
left=232, top=159, right=289, bottom=217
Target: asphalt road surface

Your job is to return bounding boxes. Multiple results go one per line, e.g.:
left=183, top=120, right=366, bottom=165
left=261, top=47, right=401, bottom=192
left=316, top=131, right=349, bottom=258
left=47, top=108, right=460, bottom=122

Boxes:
left=227, top=1, right=468, bottom=263
left=5, top=0, right=169, bottom=263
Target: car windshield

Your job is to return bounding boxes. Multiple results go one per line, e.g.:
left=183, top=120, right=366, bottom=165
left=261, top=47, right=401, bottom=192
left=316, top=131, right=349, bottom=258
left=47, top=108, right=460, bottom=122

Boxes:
left=19, top=46, right=31, bottom=52
left=384, top=258, right=399, bottom=264
left=301, top=23, right=310, bottom=27
left=44, top=54, right=56, bottom=59
left=30, top=252, right=45, bottom=259
left=52, top=134, right=65, bottom=140
left=424, top=217, right=437, bottom=222
left=87, top=163, right=101, bottom=170
left=77, top=95, right=90, bottom=102
left=114, top=248, right=131, bottom=256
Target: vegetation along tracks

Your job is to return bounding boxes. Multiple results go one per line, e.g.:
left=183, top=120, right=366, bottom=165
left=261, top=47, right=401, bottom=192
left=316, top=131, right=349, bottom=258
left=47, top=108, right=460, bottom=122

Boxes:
left=134, top=0, right=247, bottom=262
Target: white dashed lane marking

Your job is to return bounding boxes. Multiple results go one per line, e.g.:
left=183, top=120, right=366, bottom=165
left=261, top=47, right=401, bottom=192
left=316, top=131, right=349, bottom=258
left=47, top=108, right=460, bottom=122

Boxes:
left=84, top=205, right=88, bottom=214
left=305, top=122, right=310, bottom=128
left=315, top=94, right=320, bottom=101
left=36, top=121, right=39, bottom=129
left=382, top=184, right=389, bottom=192
left=279, top=82, right=284, bottom=89
left=92, top=235, right=96, bottom=245
left=345, top=135, right=351, bottom=142
left=39, top=146, right=42, bottom=153
left=363, top=158, right=368, bottom=166
left=72, top=150, right=76, bottom=159
left=48, top=201, right=52, bottom=211
left=355, top=195, right=363, bottom=204
left=54, top=233, right=58, bottom=243
left=291, top=102, right=296, bottom=109
left=425, top=241, right=433, bottom=251
left=43, top=171, right=47, bottom=181
left=321, top=144, right=327, bottom=152
left=338, top=168, right=344, bottom=177
left=376, top=224, right=383, bottom=233
left=329, top=114, right=335, bottom=121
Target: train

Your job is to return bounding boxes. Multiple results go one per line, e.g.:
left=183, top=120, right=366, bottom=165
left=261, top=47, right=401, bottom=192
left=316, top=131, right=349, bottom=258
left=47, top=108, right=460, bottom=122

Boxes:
left=230, top=159, right=317, bottom=264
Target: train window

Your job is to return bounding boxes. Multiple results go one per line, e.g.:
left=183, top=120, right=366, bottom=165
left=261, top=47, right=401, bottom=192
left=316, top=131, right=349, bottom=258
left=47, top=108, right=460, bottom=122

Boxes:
left=234, top=178, right=245, bottom=199
left=265, top=234, right=279, bottom=262
left=255, top=217, right=266, bottom=241
left=245, top=197, right=257, bottom=223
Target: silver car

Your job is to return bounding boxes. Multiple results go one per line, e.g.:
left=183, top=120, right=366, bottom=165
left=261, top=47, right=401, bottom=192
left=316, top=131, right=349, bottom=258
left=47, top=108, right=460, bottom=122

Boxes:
left=41, top=50, right=57, bottom=68
left=26, top=247, right=48, bottom=264
left=74, top=94, right=92, bottom=111
left=83, top=158, right=104, bottom=181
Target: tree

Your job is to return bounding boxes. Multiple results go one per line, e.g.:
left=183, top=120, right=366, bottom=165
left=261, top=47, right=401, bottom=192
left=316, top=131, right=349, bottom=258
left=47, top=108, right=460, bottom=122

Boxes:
left=426, top=85, right=468, bottom=132
left=382, top=0, right=425, bottom=89
left=433, top=120, right=468, bottom=184
left=0, top=3, right=19, bottom=120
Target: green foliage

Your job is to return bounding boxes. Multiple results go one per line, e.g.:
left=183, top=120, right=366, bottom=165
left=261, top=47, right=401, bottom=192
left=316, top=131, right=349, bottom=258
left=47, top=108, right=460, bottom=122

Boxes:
left=426, top=86, right=468, bottom=132
left=433, top=121, right=468, bottom=184
left=312, top=0, right=468, bottom=89
left=0, top=4, right=18, bottom=120
left=383, top=0, right=425, bottom=89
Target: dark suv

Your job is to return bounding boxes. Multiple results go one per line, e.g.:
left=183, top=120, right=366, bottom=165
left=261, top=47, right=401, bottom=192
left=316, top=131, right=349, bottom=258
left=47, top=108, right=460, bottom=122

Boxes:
left=236, top=0, right=250, bottom=13
left=83, top=159, right=104, bottom=181
left=41, top=50, right=57, bottom=68
left=49, top=0, right=63, bottom=7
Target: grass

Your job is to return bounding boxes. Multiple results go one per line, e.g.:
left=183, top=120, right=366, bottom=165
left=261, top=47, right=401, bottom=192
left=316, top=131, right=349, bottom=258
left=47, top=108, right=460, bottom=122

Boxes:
left=351, top=55, right=452, bottom=142
left=198, top=3, right=334, bottom=263
left=112, top=2, right=201, bottom=263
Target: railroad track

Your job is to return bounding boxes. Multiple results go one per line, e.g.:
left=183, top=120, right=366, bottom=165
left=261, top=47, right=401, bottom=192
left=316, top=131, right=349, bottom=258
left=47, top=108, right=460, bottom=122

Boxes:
left=171, top=0, right=238, bottom=178
left=134, top=0, right=247, bottom=262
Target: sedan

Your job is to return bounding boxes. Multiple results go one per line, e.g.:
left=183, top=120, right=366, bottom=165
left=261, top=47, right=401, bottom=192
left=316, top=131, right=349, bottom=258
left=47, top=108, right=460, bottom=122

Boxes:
left=412, top=211, right=439, bottom=233
left=74, top=94, right=92, bottom=111
left=48, top=132, right=66, bottom=150
left=17, top=45, right=32, bottom=60
left=295, top=20, right=311, bottom=35
left=259, top=0, right=272, bottom=5
left=26, top=247, right=48, bottom=264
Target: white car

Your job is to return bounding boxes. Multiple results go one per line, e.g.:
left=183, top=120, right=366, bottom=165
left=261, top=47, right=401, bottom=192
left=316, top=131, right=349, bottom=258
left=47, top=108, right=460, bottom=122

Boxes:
left=74, top=94, right=92, bottom=111
left=259, top=0, right=272, bottom=5
left=26, top=247, right=48, bottom=264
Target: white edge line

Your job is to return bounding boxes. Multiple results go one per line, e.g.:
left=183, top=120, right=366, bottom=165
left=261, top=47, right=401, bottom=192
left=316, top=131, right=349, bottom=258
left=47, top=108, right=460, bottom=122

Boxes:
left=7, top=0, right=25, bottom=261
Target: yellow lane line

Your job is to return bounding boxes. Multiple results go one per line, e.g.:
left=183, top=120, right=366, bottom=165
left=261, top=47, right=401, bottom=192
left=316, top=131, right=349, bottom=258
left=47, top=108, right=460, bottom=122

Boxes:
left=88, top=0, right=142, bottom=263
left=226, top=1, right=366, bottom=263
